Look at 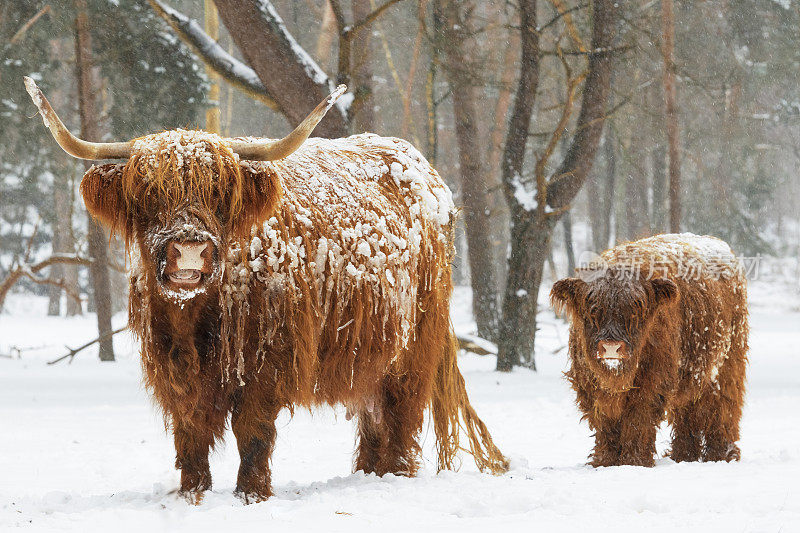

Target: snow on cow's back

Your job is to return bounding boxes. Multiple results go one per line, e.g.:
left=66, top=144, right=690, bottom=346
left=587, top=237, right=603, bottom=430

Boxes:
left=600, top=233, right=744, bottom=282
left=252, top=133, right=454, bottom=227
left=234, top=133, right=456, bottom=356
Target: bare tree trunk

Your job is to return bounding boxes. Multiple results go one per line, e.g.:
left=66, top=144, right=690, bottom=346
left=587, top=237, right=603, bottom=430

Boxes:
left=315, top=1, right=337, bottom=69
left=496, top=0, right=540, bottom=371
left=587, top=169, right=602, bottom=251
left=647, top=83, right=667, bottom=233
left=545, top=7, right=618, bottom=210
left=47, top=40, right=82, bottom=317
left=75, top=0, right=115, bottom=361
left=350, top=0, right=375, bottom=132
left=650, top=144, right=667, bottom=232
left=486, top=13, right=518, bottom=303
left=588, top=130, right=616, bottom=252
left=213, top=0, right=347, bottom=137
left=435, top=0, right=500, bottom=341
left=48, top=167, right=82, bottom=316
left=662, top=0, right=681, bottom=232
left=205, top=0, right=221, bottom=133
left=497, top=0, right=617, bottom=371
left=602, top=129, right=617, bottom=246
left=562, top=211, right=576, bottom=274
left=425, top=8, right=440, bottom=164
left=624, top=133, right=651, bottom=240
left=487, top=33, right=519, bottom=179
left=47, top=217, right=62, bottom=316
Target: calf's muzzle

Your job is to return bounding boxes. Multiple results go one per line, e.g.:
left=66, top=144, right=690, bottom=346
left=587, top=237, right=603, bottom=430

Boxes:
left=596, top=340, right=627, bottom=360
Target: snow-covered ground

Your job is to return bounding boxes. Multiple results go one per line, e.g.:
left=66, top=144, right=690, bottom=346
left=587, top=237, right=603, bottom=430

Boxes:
left=1, top=275, right=798, bottom=532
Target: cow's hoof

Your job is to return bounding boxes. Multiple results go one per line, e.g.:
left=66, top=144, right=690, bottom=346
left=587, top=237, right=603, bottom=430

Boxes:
left=235, top=489, right=272, bottom=504
left=178, top=488, right=206, bottom=505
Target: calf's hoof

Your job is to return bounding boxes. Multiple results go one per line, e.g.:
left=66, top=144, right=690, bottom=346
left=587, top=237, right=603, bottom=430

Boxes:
left=589, top=451, right=620, bottom=468
left=235, top=488, right=272, bottom=504
left=704, top=442, right=741, bottom=462
left=668, top=447, right=702, bottom=463
left=617, top=454, right=655, bottom=467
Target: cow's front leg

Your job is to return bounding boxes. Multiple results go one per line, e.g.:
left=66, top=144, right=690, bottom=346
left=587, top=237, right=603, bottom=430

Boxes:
left=231, top=390, right=281, bottom=503
left=173, top=421, right=214, bottom=503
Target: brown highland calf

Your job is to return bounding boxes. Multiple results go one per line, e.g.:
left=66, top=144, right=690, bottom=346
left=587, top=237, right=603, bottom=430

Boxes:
left=25, top=77, right=507, bottom=503
left=551, top=233, right=748, bottom=467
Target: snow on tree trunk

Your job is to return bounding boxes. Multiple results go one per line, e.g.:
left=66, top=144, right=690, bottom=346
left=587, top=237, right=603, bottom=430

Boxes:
left=75, top=0, right=114, bottom=362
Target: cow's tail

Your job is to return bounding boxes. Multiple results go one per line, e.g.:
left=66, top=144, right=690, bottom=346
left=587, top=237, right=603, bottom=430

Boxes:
left=431, top=328, right=509, bottom=474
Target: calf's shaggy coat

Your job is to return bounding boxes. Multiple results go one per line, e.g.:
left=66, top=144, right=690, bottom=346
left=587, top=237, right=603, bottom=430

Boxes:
left=25, top=79, right=507, bottom=503
left=551, top=234, right=748, bottom=467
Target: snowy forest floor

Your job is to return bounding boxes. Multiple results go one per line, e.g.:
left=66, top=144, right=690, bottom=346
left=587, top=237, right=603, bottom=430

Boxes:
left=1, top=275, right=799, bottom=532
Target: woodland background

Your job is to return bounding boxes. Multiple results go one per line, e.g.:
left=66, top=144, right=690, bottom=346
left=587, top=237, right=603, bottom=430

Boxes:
left=1, top=0, right=799, bottom=370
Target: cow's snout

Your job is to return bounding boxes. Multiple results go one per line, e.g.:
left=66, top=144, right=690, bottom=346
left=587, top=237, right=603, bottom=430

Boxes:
left=164, top=240, right=214, bottom=287
left=596, top=340, right=626, bottom=360
left=172, top=241, right=210, bottom=270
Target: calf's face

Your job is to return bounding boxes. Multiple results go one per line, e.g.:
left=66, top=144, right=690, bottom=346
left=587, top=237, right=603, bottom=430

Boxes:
left=551, top=272, right=678, bottom=377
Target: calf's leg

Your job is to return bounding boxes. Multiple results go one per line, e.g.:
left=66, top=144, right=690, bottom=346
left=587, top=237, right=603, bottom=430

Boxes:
left=669, top=402, right=703, bottom=462
left=589, top=420, right=621, bottom=467
left=618, top=418, right=657, bottom=467
left=699, top=358, right=745, bottom=462
left=617, top=397, right=665, bottom=467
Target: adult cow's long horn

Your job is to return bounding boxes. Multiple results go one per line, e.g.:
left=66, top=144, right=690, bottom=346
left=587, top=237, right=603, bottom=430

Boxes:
left=23, top=76, right=133, bottom=160
left=227, top=84, right=347, bottom=161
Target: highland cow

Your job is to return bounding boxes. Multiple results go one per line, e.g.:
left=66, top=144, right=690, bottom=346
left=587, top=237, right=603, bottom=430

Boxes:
left=550, top=233, right=748, bottom=467
left=24, top=77, right=507, bottom=503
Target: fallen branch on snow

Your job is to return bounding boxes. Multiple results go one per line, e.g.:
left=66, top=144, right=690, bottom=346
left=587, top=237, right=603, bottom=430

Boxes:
left=47, top=325, right=129, bottom=366
left=456, top=333, right=497, bottom=356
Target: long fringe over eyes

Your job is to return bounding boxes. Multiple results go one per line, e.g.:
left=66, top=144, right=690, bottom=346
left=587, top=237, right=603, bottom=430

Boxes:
left=122, top=130, right=245, bottom=234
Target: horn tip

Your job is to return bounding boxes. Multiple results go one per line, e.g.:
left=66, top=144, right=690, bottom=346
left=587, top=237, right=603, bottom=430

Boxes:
left=22, top=76, right=47, bottom=119
left=329, top=84, right=347, bottom=105
left=23, top=76, right=38, bottom=95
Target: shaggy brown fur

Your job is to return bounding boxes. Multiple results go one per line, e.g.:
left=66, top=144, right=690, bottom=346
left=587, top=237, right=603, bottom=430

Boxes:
left=80, top=131, right=507, bottom=503
left=550, top=234, right=748, bottom=467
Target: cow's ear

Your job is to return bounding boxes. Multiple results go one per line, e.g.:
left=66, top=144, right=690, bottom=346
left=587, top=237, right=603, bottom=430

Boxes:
left=80, top=163, right=128, bottom=234
left=550, top=278, right=586, bottom=318
left=235, top=163, right=283, bottom=236
left=651, top=278, right=679, bottom=307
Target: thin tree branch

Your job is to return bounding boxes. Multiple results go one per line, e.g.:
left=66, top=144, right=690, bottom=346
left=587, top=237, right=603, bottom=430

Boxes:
left=0, top=254, right=93, bottom=311
left=538, top=2, right=587, bottom=34
left=401, top=2, right=426, bottom=139
left=8, top=5, right=51, bottom=46
left=545, top=0, right=618, bottom=210
left=47, top=325, right=128, bottom=365
left=349, top=0, right=406, bottom=34
left=545, top=0, right=586, bottom=51
left=333, top=0, right=406, bottom=90
left=20, top=270, right=82, bottom=305
left=536, top=47, right=585, bottom=214
left=328, top=0, right=346, bottom=30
